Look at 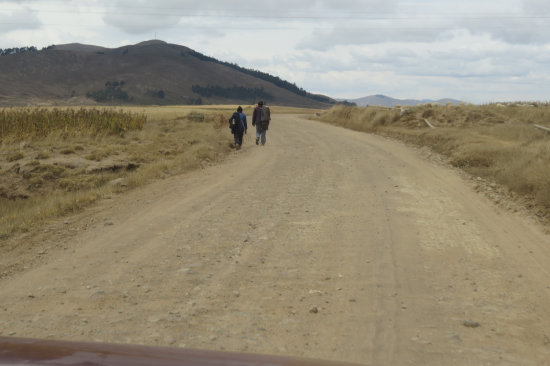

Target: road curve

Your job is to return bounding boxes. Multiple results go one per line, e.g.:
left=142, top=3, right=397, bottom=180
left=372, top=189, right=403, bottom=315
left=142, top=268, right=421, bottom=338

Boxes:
left=1, top=114, right=550, bottom=365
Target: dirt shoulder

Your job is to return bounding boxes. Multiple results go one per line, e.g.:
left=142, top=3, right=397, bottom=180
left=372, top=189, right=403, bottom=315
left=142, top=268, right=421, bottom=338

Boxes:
left=1, top=114, right=550, bottom=365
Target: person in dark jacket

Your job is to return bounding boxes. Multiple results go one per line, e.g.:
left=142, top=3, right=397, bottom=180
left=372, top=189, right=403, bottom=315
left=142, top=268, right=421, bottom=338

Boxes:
left=252, top=101, right=270, bottom=145
left=229, top=106, right=247, bottom=149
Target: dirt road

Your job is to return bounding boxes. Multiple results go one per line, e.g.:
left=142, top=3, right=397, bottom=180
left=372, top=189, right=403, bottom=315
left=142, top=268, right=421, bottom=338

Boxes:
left=1, top=114, right=550, bottom=365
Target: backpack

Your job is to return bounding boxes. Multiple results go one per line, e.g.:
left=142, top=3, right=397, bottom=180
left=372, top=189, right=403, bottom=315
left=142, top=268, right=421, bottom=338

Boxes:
left=260, top=106, right=270, bottom=122
left=260, top=106, right=270, bottom=130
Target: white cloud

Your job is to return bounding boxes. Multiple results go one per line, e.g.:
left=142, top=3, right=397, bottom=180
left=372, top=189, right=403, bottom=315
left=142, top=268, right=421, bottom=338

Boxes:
left=522, top=0, right=550, bottom=13
left=99, top=0, right=399, bottom=35
left=102, top=0, right=184, bottom=34
left=0, top=5, right=41, bottom=33
left=458, top=16, right=549, bottom=44
left=298, top=19, right=459, bottom=51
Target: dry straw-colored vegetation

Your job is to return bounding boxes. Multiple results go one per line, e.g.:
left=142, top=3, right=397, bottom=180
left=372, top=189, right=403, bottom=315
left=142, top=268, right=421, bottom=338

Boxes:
left=0, top=107, right=146, bottom=139
left=0, top=106, right=239, bottom=239
left=318, top=103, right=550, bottom=222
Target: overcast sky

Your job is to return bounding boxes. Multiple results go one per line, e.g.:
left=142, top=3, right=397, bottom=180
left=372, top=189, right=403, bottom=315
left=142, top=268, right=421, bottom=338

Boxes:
left=1, top=0, right=549, bottom=103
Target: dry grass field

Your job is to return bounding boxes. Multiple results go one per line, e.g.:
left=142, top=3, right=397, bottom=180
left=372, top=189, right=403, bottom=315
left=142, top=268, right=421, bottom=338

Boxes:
left=0, top=105, right=245, bottom=239
left=317, top=103, right=550, bottom=224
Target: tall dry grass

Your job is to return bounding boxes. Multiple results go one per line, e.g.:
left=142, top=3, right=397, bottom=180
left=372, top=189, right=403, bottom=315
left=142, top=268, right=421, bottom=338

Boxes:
left=0, top=106, right=235, bottom=239
left=0, top=108, right=145, bottom=140
left=317, top=104, right=550, bottom=219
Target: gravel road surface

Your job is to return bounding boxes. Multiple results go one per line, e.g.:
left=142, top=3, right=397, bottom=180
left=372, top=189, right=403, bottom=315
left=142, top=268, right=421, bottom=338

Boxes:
left=1, top=114, right=550, bottom=365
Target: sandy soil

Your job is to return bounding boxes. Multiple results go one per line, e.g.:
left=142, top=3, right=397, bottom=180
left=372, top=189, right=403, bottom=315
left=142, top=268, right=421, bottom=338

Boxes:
left=1, top=114, right=550, bottom=365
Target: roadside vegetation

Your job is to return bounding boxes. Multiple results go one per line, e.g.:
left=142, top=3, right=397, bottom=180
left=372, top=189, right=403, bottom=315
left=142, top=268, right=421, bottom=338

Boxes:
left=0, top=107, right=144, bottom=138
left=0, top=106, right=237, bottom=239
left=317, top=103, right=550, bottom=223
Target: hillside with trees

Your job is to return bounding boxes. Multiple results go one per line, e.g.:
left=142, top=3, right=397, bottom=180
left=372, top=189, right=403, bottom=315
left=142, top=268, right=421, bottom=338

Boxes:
left=0, top=40, right=335, bottom=108
left=0, top=46, right=38, bottom=56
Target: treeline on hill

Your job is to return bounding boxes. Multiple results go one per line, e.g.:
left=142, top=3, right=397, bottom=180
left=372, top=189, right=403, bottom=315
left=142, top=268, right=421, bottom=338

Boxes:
left=187, top=50, right=333, bottom=104
left=86, top=81, right=130, bottom=102
left=191, top=85, right=273, bottom=102
left=0, top=45, right=58, bottom=56
left=0, top=46, right=38, bottom=56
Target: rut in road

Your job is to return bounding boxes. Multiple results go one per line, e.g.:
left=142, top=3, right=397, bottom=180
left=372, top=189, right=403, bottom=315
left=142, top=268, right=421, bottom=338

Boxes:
left=1, top=114, right=550, bottom=366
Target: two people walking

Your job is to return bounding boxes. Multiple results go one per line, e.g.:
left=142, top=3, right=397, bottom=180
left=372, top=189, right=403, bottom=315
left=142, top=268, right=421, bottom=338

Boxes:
left=228, top=101, right=271, bottom=149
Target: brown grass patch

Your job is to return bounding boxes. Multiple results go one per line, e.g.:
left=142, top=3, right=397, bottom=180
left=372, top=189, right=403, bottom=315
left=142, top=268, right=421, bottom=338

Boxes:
left=0, top=105, right=241, bottom=239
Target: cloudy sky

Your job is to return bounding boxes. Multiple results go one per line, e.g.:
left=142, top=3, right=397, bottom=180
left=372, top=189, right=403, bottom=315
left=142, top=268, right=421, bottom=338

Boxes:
left=1, top=0, right=549, bottom=103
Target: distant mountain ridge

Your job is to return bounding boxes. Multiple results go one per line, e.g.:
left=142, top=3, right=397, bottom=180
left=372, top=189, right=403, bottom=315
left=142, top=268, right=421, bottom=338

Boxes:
left=0, top=40, right=334, bottom=107
left=341, top=94, right=463, bottom=107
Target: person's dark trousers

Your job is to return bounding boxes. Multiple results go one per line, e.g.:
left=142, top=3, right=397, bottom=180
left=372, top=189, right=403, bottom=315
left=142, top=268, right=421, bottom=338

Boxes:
left=234, top=131, right=244, bottom=146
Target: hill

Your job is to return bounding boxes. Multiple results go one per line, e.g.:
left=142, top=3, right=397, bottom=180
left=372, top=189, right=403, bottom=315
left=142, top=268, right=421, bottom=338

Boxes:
left=340, top=94, right=463, bottom=107
left=0, top=40, right=333, bottom=108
